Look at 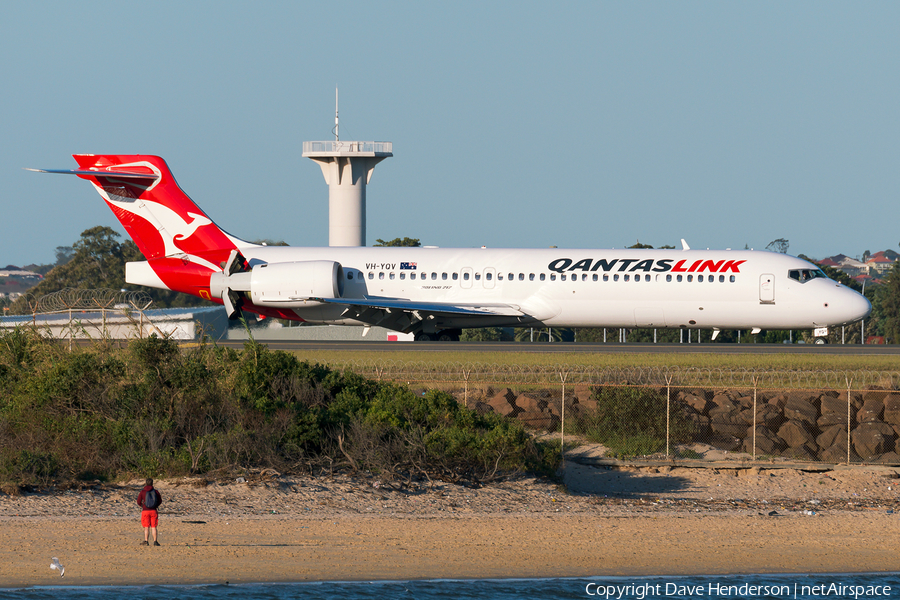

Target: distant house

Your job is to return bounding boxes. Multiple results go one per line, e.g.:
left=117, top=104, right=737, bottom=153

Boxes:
left=835, top=256, right=868, bottom=277
left=0, top=266, right=43, bottom=281
left=866, top=251, right=898, bottom=276
left=0, top=266, right=43, bottom=295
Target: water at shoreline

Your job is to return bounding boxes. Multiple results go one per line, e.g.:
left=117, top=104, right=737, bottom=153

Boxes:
left=3, top=573, right=899, bottom=599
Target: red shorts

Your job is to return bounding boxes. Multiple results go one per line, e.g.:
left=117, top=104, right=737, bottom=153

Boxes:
left=141, top=510, right=158, bottom=527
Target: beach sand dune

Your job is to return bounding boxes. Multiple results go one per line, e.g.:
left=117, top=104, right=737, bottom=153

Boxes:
left=1, top=463, right=899, bottom=586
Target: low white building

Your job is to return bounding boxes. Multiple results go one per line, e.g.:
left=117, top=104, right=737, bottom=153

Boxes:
left=0, top=306, right=229, bottom=341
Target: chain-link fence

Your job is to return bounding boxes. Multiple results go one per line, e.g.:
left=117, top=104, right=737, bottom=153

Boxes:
left=315, top=360, right=900, bottom=465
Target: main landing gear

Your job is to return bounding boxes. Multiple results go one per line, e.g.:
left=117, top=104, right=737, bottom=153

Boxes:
left=414, top=329, right=461, bottom=342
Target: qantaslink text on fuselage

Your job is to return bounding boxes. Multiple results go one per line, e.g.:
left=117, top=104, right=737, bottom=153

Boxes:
left=547, top=258, right=747, bottom=274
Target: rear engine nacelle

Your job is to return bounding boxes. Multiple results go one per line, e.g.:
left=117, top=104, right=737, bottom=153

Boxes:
left=209, top=260, right=344, bottom=312
left=248, top=260, right=344, bottom=306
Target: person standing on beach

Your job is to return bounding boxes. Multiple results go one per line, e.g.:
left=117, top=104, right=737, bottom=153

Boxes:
left=136, top=478, right=162, bottom=546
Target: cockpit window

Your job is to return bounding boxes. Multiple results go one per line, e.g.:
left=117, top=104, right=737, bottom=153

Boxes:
left=788, top=269, right=827, bottom=283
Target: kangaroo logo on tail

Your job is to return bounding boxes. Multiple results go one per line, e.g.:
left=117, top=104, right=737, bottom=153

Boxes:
left=30, top=155, right=243, bottom=298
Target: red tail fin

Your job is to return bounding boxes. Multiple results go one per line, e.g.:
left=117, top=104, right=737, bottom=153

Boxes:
left=72, top=155, right=239, bottom=296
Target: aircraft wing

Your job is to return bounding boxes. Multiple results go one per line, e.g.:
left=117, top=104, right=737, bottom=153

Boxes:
left=308, top=296, right=524, bottom=317
left=304, top=296, right=523, bottom=332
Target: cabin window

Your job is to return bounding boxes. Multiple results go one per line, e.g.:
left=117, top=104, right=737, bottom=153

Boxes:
left=508, top=273, right=514, bottom=281
left=529, top=273, right=535, bottom=281
left=677, top=274, right=683, bottom=282
left=518, top=273, right=525, bottom=281
left=603, top=274, right=609, bottom=282
left=540, top=273, right=546, bottom=281
left=347, top=272, right=353, bottom=280
left=475, top=272, right=481, bottom=280
left=400, top=273, right=406, bottom=280
left=442, top=273, right=448, bottom=280
left=497, top=273, right=503, bottom=280
left=411, top=273, right=417, bottom=280
left=486, top=272, right=492, bottom=280
left=379, top=272, right=385, bottom=280
left=730, top=275, right=736, bottom=283
left=687, top=275, right=693, bottom=282
left=592, top=274, right=598, bottom=282
left=463, top=272, right=470, bottom=281
left=432, top=273, right=437, bottom=280
left=709, top=275, right=714, bottom=283
left=624, top=274, right=630, bottom=282
left=561, top=274, right=567, bottom=281
left=666, top=274, right=672, bottom=282
left=698, top=275, right=704, bottom=282
left=389, top=272, right=395, bottom=280
left=368, top=272, right=374, bottom=280
left=581, top=274, right=587, bottom=281
left=452, top=273, right=458, bottom=280
left=613, top=274, right=619, bottom=281
left=550, top=273, right=556, bottom=281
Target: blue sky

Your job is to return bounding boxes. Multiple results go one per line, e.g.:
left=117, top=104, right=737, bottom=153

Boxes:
left=2, top=1, right=898, bottom=267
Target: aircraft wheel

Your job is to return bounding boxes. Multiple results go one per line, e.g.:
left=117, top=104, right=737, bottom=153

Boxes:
left=436, top=332, right=457, bottom=342
left=415, top=332, right=435, bottom=342
left=814, top=337, right=828, bottom=345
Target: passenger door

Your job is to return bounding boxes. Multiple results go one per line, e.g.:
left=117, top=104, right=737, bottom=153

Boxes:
left=759, top=274, right=775, bottom=304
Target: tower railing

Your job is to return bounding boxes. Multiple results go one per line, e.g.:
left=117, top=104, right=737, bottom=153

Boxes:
left=302, top=141, right=393, bottom=154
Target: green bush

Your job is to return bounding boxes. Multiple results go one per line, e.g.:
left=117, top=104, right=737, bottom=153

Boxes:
left=576, top=385, right=693, bottom=457
left=0, top=329, right=557, bottom=487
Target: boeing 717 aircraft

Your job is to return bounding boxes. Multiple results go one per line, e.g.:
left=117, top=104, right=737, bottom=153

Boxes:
left=29, top=155, right=871, bottom=342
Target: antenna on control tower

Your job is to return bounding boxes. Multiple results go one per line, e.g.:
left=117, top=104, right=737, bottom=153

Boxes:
left=303, top=90, right=392, bottom=247
left=333, top=87, right=339, bottom=141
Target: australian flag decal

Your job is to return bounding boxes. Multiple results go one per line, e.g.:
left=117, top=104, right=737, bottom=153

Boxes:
left=400, top=262, right=417, bottom=270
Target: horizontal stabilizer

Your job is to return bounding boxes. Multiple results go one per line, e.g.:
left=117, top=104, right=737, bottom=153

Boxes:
left=25, top=168, right=159, bottom=180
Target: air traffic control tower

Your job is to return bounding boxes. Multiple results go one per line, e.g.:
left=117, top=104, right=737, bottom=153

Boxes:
left=302, top=95, right=392, bottom=246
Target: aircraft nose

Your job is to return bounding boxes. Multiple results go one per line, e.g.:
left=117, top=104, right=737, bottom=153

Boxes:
left=836, top=286, right=871, bottom=324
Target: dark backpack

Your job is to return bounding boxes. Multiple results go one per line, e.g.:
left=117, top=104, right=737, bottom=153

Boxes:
left=144, top=489, right=160, bottom=510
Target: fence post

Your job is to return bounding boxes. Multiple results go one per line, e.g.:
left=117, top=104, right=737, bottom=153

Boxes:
left=559, top=370, right=569, bottom=460
left=752, top=375, right=759, bottom=461
left=665, top=374, right=673, bottom=458
left=846, top=377, right=853, bottom=465
left=463, top=369, right=471, bottom=408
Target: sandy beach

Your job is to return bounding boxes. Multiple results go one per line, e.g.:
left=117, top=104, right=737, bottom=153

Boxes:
left=2, top=460, right=899, bottom=587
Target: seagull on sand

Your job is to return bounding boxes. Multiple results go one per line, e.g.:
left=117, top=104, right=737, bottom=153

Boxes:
left=50, top=557, right=65, bottom=577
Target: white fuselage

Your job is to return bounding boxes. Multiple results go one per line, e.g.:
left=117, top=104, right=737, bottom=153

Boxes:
left=231, top=245, right=870, bottom=332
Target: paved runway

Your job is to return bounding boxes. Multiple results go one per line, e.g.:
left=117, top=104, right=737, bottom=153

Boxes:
left=217, top=340, right=900, bottom=355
